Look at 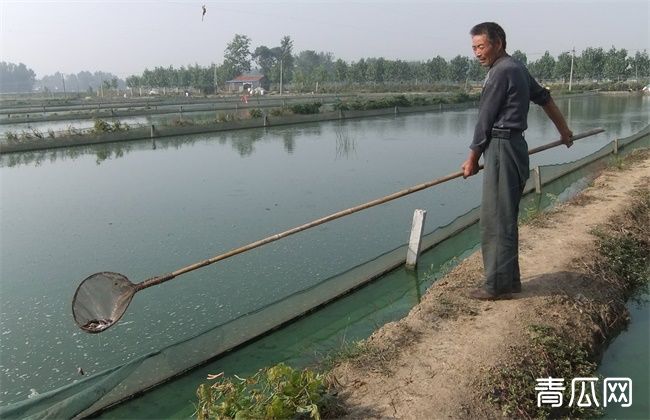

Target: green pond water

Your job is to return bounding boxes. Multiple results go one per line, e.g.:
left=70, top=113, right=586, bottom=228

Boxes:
left=0, top=94, right=648, bottom=416
left=600, top=294, right=650, bottom=419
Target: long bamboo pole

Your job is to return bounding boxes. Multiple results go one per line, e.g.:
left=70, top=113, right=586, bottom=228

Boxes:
left=136, top=127, right=604, bottom=290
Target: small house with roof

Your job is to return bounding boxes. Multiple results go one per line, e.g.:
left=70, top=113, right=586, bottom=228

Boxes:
left=225, top=73, right=269, bottom=93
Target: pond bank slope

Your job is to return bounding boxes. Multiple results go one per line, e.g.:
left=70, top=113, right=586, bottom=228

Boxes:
left=333, top=151, right=650, bottom=419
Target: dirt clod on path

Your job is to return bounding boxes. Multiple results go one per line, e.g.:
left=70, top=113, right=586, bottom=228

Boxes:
left=332, top=151, right=650, bottom=419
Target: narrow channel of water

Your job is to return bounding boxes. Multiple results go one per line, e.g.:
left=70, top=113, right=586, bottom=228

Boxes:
left=600, top=295, right=650, bottom=419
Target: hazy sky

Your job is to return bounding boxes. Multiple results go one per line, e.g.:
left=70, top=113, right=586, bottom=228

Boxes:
left=1, top=0, right=648, bottom=78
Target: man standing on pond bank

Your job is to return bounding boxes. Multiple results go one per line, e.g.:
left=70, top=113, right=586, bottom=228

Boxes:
left=462, top=22, right=573, bottom=300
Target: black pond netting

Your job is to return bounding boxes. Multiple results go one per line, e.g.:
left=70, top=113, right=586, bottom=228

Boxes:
left=1, top=125, right=648, bottom=419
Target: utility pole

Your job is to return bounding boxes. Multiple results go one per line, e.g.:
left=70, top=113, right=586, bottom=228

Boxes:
left=568, top=47, right=575, bottom=91
left=61, top=74, right=67, bottom=98
left=280, top=57, right=284, bottom=96
left=213, top=63, right=218, bottom=94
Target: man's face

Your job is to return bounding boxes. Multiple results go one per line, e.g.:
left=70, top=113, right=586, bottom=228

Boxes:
left=472, top=34, right=501, bottom=67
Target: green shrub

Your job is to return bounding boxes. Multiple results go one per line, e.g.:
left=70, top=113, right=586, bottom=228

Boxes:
left=5, top=131, right=18, bottom=142
left=389, top=94, right=410, bottom=107
left=91, top=119, right=129, bottom=133
left=411, top=96, right=430, bottom=106
left=93, top=118, right=113, bottom=133
left=195, top=363, right=337, bottom=420
left=289, top=102, right=322, bottom=114
left=366, top=99, right=383, bottom=109
left=348, top=100, right=367, bottom=110
left=216, top=112, right=237, bottom=123
left=269, top=107, right=288, bottom=117
left=172, top=118, right=195, bottom=127
left=65, top=125, right=83, bottom=136
left=332, top=99, right=349, bottom=111
left=249, top=108, right=263, bottom=118
left=334, top=94, right=456, bottom=111
left=451, top=92, right=471, bottom=103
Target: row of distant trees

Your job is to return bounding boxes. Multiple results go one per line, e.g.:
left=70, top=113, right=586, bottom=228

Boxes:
left=0, top=64, right=124, bottom=94
left=2, top=40, right=649, bottom=94
left=38, top=71, right=126, bottom=94
left=0, top=62, right=36, bottom=93
left=517, top=48, right=649, bottom=83
left=124, top=35, right=296, bottom=94
left=126, top=35, right=650, bottom=93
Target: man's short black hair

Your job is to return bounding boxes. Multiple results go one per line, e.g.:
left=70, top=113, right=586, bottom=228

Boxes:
left=470, top=22, right=507, bottom=51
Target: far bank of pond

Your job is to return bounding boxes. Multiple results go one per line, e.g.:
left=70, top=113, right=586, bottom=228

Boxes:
left=0, top=91, right=623, bottom=154
left=0, top=94, right=481, bottom=153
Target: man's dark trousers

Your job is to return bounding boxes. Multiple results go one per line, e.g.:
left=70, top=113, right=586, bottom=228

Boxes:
left=480, top=132, right=529, bottom=294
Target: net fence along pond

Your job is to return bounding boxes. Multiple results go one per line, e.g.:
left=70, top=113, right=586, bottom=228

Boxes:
left=0, top=125, right=647, bottom=419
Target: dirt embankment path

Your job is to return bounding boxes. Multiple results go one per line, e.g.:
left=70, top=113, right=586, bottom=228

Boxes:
left=333, top=153, right=650, bottom=419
